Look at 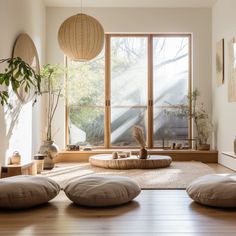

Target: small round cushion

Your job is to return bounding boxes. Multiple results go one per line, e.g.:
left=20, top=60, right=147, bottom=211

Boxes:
left=186, top=174, right=236, bottom=208
left=64, top=175, right=141, bottom=207
left=0, top=175, right=60, bottom=209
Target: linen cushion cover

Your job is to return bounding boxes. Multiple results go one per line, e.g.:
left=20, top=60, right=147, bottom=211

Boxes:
left=0, top=175, right=60, bottom=209
left=186, top=174, right=236, bottom=208
left=64, top=175, right=141, bottom=207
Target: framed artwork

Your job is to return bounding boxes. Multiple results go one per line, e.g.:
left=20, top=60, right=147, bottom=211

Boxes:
left=216, top=39, right=224, bottom=86
left=228, top=37, right=236, bottom=102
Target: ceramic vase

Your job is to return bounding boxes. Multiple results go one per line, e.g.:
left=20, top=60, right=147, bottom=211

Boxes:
left=138, top=148, right=148, bottom=159
left=39, top=140, right=58, bottom=169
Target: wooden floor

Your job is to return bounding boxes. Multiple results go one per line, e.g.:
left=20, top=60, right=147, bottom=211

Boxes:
left=1, top=189, right=236, bottom=235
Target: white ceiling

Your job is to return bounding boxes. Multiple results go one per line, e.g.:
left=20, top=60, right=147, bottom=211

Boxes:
left=43, top=0, right=217, bottom=8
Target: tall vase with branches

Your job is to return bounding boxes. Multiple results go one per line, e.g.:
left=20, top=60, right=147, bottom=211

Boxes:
left=132, top=125, right=148, bottom=159
left=39, top=64, right=64, bottom=169
left=165, top=89, right=213, bottom=150
left=42, top=65, right=63, bottom=141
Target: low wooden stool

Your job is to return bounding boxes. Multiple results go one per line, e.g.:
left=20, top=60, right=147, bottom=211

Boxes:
left=1, top=161, right=37, bottom=178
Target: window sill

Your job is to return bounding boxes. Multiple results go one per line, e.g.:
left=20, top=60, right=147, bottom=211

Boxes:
left=59, top=149, right=218, bottom=154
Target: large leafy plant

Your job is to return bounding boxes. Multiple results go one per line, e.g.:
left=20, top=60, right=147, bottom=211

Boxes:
left=0, top=57, right=41, bottom=105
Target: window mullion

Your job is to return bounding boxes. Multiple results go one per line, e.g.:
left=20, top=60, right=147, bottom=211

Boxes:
left=105, top=34, right=111, bottom=148
left=147, top=35, right=153, bottom=148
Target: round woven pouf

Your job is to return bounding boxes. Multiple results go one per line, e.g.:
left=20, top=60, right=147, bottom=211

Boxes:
left=89, top=154, right=172, bottom=169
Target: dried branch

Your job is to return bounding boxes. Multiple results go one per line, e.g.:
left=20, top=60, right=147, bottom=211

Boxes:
left=132, top=125, right=146, bottom=148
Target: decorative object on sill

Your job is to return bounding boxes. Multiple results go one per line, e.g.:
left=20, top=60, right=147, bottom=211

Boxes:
left=34, top=154, right=46, bottom=174
left=164, top=89, right=213, bottom=151
left=171, top=143, right=176, bottom=150
left=83, top=147, right=92, bottom=151
left=0, top=57, right=41, bottom=106
left=9, top=151, right=21, bottom=165
left=39, top=140, right=58, bottom=170
left=112, top=152, right=118, bottom=159
left=12, top=33, right=40, bottom=103
left=234, top=137, right=236, bottom=154
left=58, top=13, right=104, bottom=61
left=66, top=145, right=80, bottom=151
left=132, top=125, right=148, bottom=159
left=198, top=144, right=211, bottom=151
left=176, top=143, right=182, bottom=149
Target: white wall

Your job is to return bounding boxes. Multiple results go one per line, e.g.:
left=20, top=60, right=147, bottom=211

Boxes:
left=46, top=7, right=212, bottom=149
left=212, top=0, right=236, bottom=154
left=0, top=0, right=45, bottom=164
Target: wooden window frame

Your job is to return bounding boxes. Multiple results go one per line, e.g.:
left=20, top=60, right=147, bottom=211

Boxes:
left=65, top=33, right=192, bottom=149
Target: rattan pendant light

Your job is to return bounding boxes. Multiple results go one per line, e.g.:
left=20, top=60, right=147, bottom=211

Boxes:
left=58, top=13, right=104, bottom=61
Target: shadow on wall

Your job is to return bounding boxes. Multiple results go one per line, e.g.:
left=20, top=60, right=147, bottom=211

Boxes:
left=0, top=91, right=23, bottom=164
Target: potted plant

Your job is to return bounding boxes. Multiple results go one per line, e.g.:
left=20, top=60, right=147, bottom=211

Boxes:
left=165, top=89, right=213, bottom=150
left=0, top=57, right=41, bottom=106
left=38, top=64, right=64, bottom=169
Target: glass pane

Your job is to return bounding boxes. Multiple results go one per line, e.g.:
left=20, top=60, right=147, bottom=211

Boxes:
left=153, top=37, right=189, bottom=146
left=68, top=106, right=104, bottom=146
left=111, top=107, right=147, bottom=146
left=67, top=51, right=105, bottom=106
left=67, top=51, right=105, bottom=145
left=111, top=37, right=148, bottom=106
left=153, top=108, right=188, bottom=148
left=153, top=37, right=189, bottom=105
left=110, top=37, right=148, bottom=147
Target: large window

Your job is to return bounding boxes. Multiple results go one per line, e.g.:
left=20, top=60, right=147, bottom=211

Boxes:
left=66, top=34, right=191, bottom=148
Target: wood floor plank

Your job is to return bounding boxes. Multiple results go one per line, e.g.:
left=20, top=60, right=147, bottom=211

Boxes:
left=0, top=190, right=236, bottom=235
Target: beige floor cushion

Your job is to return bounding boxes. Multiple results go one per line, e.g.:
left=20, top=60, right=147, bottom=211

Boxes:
left=0, top=175, right=60, bottom=209
left=64, top=175, right=141, bottom=207
left=186, top=174, right=236, bottom=208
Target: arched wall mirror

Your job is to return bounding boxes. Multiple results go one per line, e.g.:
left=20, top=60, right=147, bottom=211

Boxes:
left=12, top=33, right=40, bottom=103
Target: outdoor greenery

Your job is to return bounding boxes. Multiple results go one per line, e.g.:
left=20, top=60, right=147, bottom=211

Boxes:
left=67, top=52, right=105, bottom=145
left=0, top=57, right=41, bottom=105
